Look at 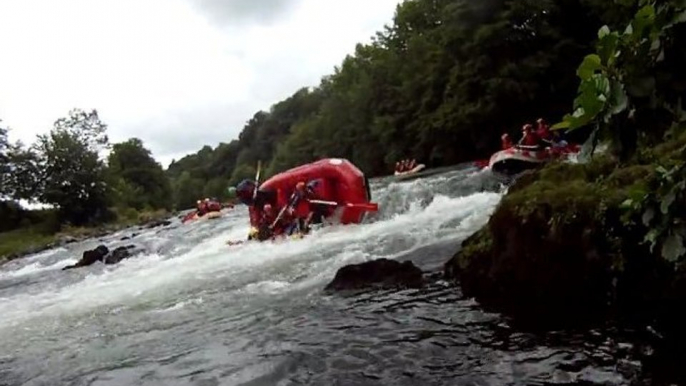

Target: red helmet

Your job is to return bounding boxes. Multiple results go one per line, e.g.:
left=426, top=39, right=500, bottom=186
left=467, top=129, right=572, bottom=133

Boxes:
left=296, top=181, right=306, bottom=191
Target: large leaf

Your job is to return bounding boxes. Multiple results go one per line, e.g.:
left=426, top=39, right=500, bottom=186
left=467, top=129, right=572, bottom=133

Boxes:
left=597, top=29, right=619, bottom=66
left=661, top=190, right=676, bottom=214
left=607, top=80, right=628, bottom=116
left=662, top=232, right=686, bottom=262
left=577, top=54, right=602, bottom=81
left=642, top=207, right=655, bottom=226
left=632, top=5, right=656, bottom=38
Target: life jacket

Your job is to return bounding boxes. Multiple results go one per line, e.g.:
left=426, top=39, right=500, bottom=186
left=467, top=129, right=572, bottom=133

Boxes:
left=537, top=124, right=552, bottom=141
left=207, top=201, right=222, bottom=212
left=521, top=132, right=540, bottom=147
left=290, top=191, right=312, bottom=219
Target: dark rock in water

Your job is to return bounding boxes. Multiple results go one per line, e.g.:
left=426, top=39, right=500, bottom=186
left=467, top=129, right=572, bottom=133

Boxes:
left=104, top=245, right=142, bottom=265
left=63, top=245, right=109, bottom=270
left=62, top=244, right=145, bottom=270
left=143, top=219, right=172, bottom=229
left=325, top=258, right=423, bottom=292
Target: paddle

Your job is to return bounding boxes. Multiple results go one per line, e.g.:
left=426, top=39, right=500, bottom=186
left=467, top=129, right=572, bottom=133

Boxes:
left=253, top=160, right=262, bottom=200
left=308, top=199, right=379, bottom=211
left=270, top=204, right=291, bottom=229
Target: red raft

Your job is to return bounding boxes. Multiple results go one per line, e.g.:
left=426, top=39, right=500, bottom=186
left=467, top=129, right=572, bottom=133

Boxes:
left=252, top=158, right=375, bottom=228
left=488, top=143, right=581, bottom=176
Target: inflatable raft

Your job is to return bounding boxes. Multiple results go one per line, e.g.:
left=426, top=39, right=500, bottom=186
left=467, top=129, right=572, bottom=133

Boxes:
left=394, top=164, right=426, bottom=177
left=489, top=144, right=580, bottom=175
left=253, top=158, right=374, bottom=228
left=182, top=210, right=223, bottom=224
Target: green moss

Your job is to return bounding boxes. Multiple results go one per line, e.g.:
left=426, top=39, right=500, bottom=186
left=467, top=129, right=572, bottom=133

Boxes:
left=583, top=154, right=618, bottom=182
left=457, top=228, right=493, bottom=270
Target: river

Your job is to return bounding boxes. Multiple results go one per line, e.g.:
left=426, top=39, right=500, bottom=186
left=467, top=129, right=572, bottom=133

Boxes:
left=0, top=165, right=654, bottom=385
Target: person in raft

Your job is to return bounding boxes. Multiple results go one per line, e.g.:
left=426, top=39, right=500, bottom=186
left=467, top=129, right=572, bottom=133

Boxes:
left=281, top=181, right=314, bottom=235
left=501, top=133, right=513, bottom=149
left=196, top=200, right=208, bottom=216
left=536, top=118, right=553, bottom=146
left=205, top=198, right=222, bottom=212
left=517, top=124, right=540, bottom=148
left=253, top=203, right=290, bottom=241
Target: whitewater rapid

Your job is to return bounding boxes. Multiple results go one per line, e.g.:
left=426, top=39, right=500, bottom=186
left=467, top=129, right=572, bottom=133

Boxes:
left=0, top=165, right=643, bottom=386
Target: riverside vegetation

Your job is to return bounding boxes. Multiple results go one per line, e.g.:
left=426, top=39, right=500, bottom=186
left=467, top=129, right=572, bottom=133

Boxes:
left=446, top=0, right=686, bottom=356
left=3, top=0, right=625, bottom=257
left=2, top=0, right=686, bottom=356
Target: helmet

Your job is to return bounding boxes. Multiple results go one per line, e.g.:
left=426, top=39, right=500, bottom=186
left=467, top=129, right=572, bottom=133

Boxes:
left=264, top=203, right=273, bottom=212
left=236, top=179, right=255, bottom=196
left=523, top=124, right=533, bottom=131
left=537, top=118, right=545, bottom=124
left=196, top=200, right=201, bottom=204
left=501, top=133, right=509, bottom=139
left=235, top=179, right=256, bottom=205
left=296, top=181, right=306, bottom=191
left=227, top=186, right=237, bottom=198
left=205, top=198, right=210, bottom=202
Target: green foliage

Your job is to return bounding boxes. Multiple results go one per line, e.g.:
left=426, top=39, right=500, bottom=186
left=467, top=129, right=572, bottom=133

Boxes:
left=168, top=0, right=624, bottom=193
left=554, top=0, right=686, bottom=159
left=107, top=138, right=172, bottom=210
left=30, top=109, right=112, bottom=225
left=173, top=171, right=204, bottom=210
left=0, top=123, right=9, bottom=195
left=622, top=157, right=686, bottom=264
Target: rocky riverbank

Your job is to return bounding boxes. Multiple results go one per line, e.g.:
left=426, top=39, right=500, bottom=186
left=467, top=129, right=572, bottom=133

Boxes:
left=0, top=213, right=175, bottom=265
left=445, top=132, right=686, bottom=343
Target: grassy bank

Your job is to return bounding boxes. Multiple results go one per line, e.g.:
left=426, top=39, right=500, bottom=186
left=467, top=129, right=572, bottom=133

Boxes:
left=0, top=208, right=173, bottom=264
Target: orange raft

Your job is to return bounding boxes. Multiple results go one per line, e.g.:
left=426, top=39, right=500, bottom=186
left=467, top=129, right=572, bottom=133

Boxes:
left=253, top=158, right=375, bottom=229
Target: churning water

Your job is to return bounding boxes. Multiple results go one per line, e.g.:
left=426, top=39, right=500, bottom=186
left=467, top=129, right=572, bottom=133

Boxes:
left=0, top=165, right=654, bottom=385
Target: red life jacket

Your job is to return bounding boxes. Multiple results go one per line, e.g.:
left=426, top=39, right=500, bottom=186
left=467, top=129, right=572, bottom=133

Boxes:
left=207, top=202, right=222, bottom=212
left=537, top=125, right=552, bottom=141
left=291, top=192, right=311, bottom=219
left=522, top=132, right=540, bottom=147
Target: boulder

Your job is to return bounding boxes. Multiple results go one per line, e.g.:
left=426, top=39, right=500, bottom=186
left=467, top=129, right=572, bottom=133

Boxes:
left=104, top=245, right=142, bottom=265
left=325, top=258, right=424, bottom=292
left=63, top=245, right=109, bottom=270
left=143, top=219, right=172, bottom=229
left=62, top=244, right=144, bottom=270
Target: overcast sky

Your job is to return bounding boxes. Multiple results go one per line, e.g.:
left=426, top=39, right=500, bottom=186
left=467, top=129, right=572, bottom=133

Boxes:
left=0, top=0, right=400, bottom=167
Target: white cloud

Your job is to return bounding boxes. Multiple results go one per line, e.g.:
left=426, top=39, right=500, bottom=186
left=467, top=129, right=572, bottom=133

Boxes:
left=0, top=0, right=400, bottom=167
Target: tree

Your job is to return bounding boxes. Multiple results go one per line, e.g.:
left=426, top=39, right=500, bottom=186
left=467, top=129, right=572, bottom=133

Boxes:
left=173, top=171, right=204, bottom=210
left=108, top=138, right=172, bottom=210
left=32, top=109, right=112, bottom=225
left=0, top=123, right=10, bottom=196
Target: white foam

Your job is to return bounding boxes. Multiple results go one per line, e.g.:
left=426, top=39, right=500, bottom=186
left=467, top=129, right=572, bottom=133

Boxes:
left=0, top=179, right=503, bottom=329
left=0, top=258, right=78, bottom=279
